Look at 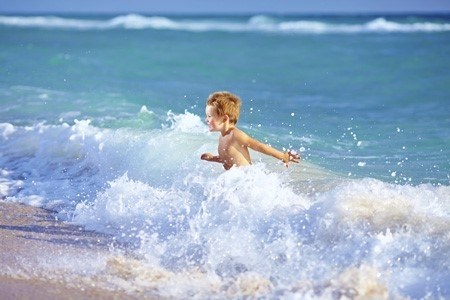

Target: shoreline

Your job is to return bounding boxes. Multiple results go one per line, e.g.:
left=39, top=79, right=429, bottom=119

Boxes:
left=0, top=201, right=141, bottom=300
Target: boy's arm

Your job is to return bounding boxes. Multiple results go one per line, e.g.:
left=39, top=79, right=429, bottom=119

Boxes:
left=237, top=130, right=300, bottom=165
left=201, top=153, right=223, bottom=163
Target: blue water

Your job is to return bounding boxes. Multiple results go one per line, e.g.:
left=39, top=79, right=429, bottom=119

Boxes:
left=0, top=14, right=449, bottom=299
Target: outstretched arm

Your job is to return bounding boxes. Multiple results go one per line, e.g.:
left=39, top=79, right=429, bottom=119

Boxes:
left=236, top=130, right=300, bottom=166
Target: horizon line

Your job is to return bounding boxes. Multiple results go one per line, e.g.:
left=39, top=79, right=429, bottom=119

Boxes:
left=1, top=10, right=450, bottom=16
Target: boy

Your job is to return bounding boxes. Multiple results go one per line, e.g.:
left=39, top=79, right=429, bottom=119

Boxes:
left=201, top=91, right=300, bottom=170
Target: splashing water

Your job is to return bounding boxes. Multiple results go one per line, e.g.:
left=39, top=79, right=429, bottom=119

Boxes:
left=1, top=110, right=449, bottom=298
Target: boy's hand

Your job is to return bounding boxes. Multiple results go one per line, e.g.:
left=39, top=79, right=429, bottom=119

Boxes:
left=201, top=153, right=214, bottom=161
left=283, top=150, right=300, bottom=167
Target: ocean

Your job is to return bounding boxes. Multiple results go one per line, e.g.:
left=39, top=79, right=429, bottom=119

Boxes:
left=0, top=13, right=449, bottom=298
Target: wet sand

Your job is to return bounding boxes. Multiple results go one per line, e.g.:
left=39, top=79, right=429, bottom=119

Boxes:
left=0, top=201, right=139, bottom=300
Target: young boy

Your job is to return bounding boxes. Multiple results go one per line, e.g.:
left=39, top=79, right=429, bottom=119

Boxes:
left=201, top=91, right=300, bottom=170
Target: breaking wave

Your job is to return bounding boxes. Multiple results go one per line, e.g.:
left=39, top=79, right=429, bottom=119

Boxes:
left=1, top=14, right=450, bottom=34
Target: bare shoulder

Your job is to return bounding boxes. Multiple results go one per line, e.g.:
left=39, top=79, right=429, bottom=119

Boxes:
left=231, top=127, right=250, bottom=142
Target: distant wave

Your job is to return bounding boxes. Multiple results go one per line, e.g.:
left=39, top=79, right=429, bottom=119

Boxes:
left=1, top=14, right=450, bottom=33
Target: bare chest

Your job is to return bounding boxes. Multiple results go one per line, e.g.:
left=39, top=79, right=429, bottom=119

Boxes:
left=217, top=135, right=232, bottom=157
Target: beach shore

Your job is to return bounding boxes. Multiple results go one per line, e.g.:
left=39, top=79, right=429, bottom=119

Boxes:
left=0, top=201, right=140, bottom=300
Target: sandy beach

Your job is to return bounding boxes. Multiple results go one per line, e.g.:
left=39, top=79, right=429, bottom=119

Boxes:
left=0, top=201, right=141, bottom=300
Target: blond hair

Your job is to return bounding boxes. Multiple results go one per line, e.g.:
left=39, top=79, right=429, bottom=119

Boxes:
left=207, top=91, right=241, bottom=124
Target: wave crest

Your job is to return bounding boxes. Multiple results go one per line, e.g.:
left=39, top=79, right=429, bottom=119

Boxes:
left=1, top=14, right=449, bottom=33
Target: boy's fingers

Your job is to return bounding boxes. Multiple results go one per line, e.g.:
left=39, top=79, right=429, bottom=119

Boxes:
left=284, top=151, right=301, bottom=165
left=289, top=154, right=300, bottom=162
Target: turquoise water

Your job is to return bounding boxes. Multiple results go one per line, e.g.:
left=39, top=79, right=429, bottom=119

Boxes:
left=1, top=14, right=450, bottom=298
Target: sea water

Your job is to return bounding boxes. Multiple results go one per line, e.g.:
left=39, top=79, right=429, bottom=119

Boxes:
left=0, top=14, right=449, bottom=298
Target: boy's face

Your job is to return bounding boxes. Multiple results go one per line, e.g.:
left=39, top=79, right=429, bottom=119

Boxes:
left=205, top=105, right=225, bottom=132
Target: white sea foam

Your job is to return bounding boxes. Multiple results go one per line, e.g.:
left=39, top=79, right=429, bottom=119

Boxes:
left=70, top=172, right=450, bottom=298
left=1, top=14, right=449, bottom=34
left=0, top=123, right=16, bottom=139
left=1, top=108, right=449, bottom=298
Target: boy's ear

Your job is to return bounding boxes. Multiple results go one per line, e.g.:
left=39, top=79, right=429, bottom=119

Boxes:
left=223, top=114, right=230, bottom=122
